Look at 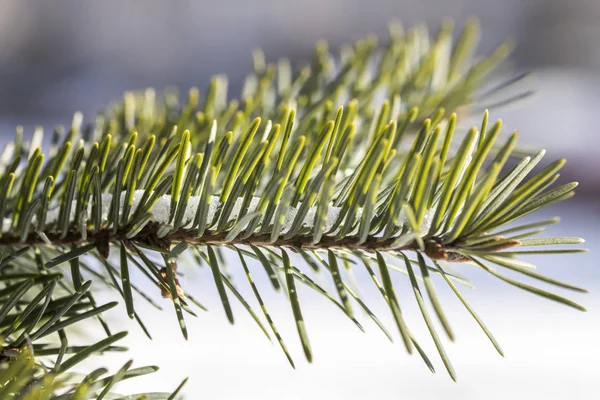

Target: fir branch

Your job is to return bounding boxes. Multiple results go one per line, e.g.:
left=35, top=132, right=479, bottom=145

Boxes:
left=0, top=19, right=588, bottom=395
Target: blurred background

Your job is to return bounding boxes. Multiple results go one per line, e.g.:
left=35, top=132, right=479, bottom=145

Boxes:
left=0, top=0, right=598, bottom=399
left=1, top=0, right=600, bottom=187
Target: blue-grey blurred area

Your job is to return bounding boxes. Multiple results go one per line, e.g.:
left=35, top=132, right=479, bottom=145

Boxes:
left=1, top=0, right=600, bottom=191
left=0, top=1, right=598, bottom=398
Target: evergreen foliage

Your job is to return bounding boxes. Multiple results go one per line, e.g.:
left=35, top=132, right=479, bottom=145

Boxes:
left=0, top=20, right=586, bottom=398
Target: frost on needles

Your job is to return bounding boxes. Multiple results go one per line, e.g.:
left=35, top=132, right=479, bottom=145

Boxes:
left=0, top=19, right=588, bottom=398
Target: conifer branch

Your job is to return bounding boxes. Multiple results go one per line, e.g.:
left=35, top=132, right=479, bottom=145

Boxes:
left=0, top=19, right=587, bottom=397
